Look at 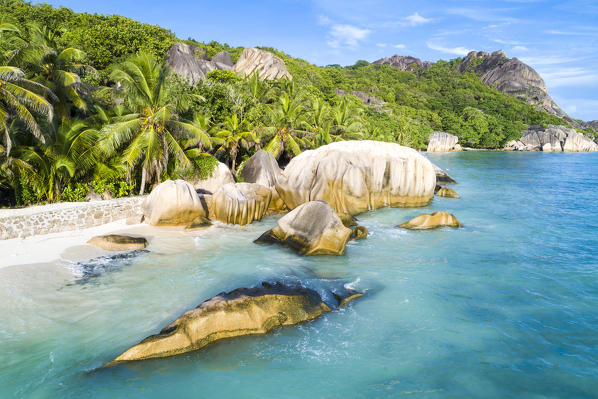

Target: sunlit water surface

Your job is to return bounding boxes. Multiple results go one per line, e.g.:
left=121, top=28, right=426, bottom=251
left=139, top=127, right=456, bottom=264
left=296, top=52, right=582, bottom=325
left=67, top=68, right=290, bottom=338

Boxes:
left=1, top=152, right=598, bottom=398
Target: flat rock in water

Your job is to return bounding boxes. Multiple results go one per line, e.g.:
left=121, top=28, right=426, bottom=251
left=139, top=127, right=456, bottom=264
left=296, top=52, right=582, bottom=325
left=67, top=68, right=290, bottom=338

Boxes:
left=398, top=211, right=462, bottom=230
left=87, top=234, right=148, bottom=251
left=255, top=201, right=352, bottom=256
left=103, top=282, right=361, bottom=365
left=436, top=187, right=460, bottom=198
left=432, top=164, right=458, bottom=184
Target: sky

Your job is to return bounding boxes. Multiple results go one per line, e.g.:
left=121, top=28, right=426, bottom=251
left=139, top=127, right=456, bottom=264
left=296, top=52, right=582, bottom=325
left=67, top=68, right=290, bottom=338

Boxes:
left=45, top=0, right=598, bottom=121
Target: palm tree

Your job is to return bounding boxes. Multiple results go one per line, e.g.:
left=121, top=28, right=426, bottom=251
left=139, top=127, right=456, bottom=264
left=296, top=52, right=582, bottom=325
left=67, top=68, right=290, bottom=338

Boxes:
left=303, top=97, right=331, bottom=148
left=98, top=51, right=200, bottom=194
left=331, top=97, right=362, bottom=141
left=0, top=65, right=54, bottom=155
left=263, top=92, right=308, bottom=160
left=214, top=114, right=256, bottom=174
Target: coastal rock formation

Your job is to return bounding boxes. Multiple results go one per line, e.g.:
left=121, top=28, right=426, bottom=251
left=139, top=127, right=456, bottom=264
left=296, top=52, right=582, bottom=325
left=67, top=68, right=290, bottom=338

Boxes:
left=255, top=201, right=352, bottom=256
left=350, top=226, right=368, bottom=241
left=458, top=50, right=567, bottom=118
left=185, top=216, right=212, bottom=230
left=275, top=141, right=436, bottom=216
left=87, top=234, right=148, bottom=251
left=427, top=132, right=460, bottom=152
left=507, top=125, right=598, bottom=152
left=373, top=55, right=431, bottom=71
left=334, top=89, right=384, bottom=109
left=398, top=211, right=462, bottom=230
left=233, top=48, right=292, bottom=80
left=240, top=150, right=286, bottom=211
left=192, top=162, right=235, bottom=194
left=104, top=282, right=362, bottom=365
left=142, top=180, right=208, bottom=226
left=436, top=187, right=460, bottom=198
left=211, top=183, right=272, bottom=225
left=432, top=164, right=457, bottom=184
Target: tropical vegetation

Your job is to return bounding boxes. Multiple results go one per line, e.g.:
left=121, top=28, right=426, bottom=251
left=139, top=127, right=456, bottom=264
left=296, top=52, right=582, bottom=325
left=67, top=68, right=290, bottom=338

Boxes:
left=0, top=0, right=592, bottom=207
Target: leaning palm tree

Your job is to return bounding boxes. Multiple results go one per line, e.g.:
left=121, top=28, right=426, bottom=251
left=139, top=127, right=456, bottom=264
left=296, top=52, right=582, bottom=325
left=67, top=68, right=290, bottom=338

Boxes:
left=303, top=97, right=331, bottom=148
left=0, top=66, right=54, bottom=155
left=98, top=51, right=200, bottom=194
left=263, top=92, right=308, bottom=160
left=214, top=114, right=257, bottom=174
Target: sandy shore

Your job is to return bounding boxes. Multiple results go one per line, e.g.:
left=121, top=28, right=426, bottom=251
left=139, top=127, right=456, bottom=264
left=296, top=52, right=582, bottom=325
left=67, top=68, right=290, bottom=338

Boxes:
left=0, top=219, right=211, bottom=269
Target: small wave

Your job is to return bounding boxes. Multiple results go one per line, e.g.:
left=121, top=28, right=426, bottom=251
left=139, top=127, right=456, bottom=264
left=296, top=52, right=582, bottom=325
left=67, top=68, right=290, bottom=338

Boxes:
left=64, top=250, right=149, bottom=284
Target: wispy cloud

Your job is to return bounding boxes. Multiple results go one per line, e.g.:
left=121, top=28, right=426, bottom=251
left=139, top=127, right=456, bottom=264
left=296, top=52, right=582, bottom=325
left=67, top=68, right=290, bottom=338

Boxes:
left=404, top=12, right=432, bottom=26
left=376, top=43, right=387, bottom=48
left=446, top=7, right=517, bottom=23
left=426, top=42, right=472, bottom=56
left=539, top=67, right=598, bottom=87
left=393, top=44, right=406, bottom=49
left=326, top=24, right=371, bottom=49
left=512, top=45, right=528, bottom=52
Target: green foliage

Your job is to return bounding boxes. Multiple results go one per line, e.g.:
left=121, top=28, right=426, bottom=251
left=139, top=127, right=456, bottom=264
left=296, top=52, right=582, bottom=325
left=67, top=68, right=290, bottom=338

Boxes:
left=207, top=69, right=240, bottom=85
left=59, top=182, right=88, bottom=202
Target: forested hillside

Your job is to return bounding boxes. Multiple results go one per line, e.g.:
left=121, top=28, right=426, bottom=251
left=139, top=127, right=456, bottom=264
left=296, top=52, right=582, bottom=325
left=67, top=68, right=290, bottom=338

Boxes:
left=0, top=0, right=582, bottom=206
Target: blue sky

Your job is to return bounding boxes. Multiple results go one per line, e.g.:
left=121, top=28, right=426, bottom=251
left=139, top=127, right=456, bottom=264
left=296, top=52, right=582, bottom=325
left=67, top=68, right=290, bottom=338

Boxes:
left=46, top=0, right=598, bottom=121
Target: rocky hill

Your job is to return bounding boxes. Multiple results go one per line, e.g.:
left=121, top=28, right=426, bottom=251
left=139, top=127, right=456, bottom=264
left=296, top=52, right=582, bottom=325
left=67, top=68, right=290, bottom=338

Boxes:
left=373, top=55, right=431, bottom=71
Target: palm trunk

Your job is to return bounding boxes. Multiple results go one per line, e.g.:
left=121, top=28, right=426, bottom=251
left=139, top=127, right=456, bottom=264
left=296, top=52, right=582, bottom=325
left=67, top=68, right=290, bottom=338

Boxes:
left=139, top=167, right=147, bottom=195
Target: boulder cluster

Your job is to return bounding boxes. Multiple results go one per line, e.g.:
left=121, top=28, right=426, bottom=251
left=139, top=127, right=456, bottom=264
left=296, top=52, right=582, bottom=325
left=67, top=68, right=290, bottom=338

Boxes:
left=165, top=43, right=292, bottom=85
left=505, top=125, right=598, bottom=152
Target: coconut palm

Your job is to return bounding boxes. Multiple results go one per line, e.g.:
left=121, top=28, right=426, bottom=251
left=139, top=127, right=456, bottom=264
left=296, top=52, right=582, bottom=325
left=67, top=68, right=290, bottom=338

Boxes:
left=98, top=51, right=200, bottom=194
left=331, top=97, right=362, bottom=141
left=0, top=66, right=54, bottom=155
left=263, top=92, right=308, bottom=160
left=303, top=97, right=331, bottom=147
left=214, top=113, right=257, bottom=174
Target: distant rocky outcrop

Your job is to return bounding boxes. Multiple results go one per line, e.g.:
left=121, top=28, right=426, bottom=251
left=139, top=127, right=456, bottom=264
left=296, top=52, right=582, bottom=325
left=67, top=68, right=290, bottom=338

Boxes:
left=233, top=48, right=292, bottom=80
left=427, top=132, right=461, bottom=152
left=398, top=211, right=462, bottom=230
left=505, top=125, right=598, bottom=152
left=211, top=182, right=272, bottom=225
left=142, top=180, right=208, bottom=225
left=104, top=282, right=362, bottom=365
left=165, top=43, right=216, bottom=85
left=459, top=50, right=567, bottom=119
left=334, top=88, right=384, bottom=109
left=255, top=201, right=353, bottom=256
left=275, top=141, right=436, bottom=217
left=373, top=55, right=431, bottom=72
left=211, top=50, right=234, bottom=70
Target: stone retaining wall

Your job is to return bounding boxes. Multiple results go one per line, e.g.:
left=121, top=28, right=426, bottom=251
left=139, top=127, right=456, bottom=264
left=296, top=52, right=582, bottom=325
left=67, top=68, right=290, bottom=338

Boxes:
left=0, top=197, right=144, bottom=240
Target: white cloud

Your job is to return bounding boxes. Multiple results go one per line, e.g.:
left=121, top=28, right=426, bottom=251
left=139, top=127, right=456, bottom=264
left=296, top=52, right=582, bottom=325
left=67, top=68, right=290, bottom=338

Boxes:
left=540, top=67, right=598, bottom=87
left=376, top=43, right=387, bottom=48
left=426, top=42, right=472, bottom=56
left=318, top=15, right=332, bottom=26
left=512, top=45, right=528, bottom=52
left=326, top=24, right=371, bottom=49
left=404, top=12, right=432, bottom=26
left=393, top=44, right=406, bottom=49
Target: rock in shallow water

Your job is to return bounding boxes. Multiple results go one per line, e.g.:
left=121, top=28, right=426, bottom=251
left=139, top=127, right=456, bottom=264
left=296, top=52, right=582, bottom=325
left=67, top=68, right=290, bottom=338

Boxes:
left=398, top=211, right=462, bottom=230
left=87, top=234, right=148, bottom=251
left=254, top=201, right=352, bottom=256
left=436, top=187, right=460, bottom=198
left=142, top=180, right=208, bottom=226
left=104, top=282, right=361, bottom=366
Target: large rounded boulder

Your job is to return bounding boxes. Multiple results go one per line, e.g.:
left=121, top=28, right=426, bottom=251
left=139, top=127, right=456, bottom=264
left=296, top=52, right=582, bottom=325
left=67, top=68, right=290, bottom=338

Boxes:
left=142, top=180, right=208, bottom=226
left=104, top=282, right=362, bottom=365
left=254, top=201, right=352, bottom=255
left=211, top=182, right=272, bottom=225
left=398, top=211, right=462, bottom=230
left=241, top=150, right=285, bottom=212
left=192, top=161, right=235, bottom=194
left=427, top=131, right=460, bottom=152
left=275, top=141, right=436, bottom=216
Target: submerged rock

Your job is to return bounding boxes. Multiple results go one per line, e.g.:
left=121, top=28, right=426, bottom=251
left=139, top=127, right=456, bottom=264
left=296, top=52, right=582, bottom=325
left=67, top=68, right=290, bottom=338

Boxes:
left=211, top=182, right=272, bottom=225
left=255, top=201, right=352, bottom=256
left=87, top=234, right=148, bottom=251
left=192, top=161, right=235, bottom=194
left=349, top=226, right=368, bottom=241
left=233, top=48, right=292, bottom=80
left=275, top=141, right=436, bottom=216
left=432, top=164, right=458, bottom=184
left=427, top=132, right=460, bottom=152
left=104, top=282, right=361, bottom=365
left=142, top=180, right=208, bottom=226
left=185, top=216, right=212, bottom=230
left=398, top=211, right=462, bottom=230
left=436, top=187, right=460, bottom=198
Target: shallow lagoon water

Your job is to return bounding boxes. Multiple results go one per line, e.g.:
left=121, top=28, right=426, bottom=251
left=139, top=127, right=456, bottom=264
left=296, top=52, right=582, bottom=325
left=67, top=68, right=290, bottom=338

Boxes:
left=1, top=152, right=598, bottom=398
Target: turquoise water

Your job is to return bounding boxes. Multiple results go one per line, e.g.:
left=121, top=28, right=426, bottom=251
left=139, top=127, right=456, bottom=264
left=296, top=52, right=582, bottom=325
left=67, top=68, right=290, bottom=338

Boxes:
left=1, top=152, right=598, bottom=398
